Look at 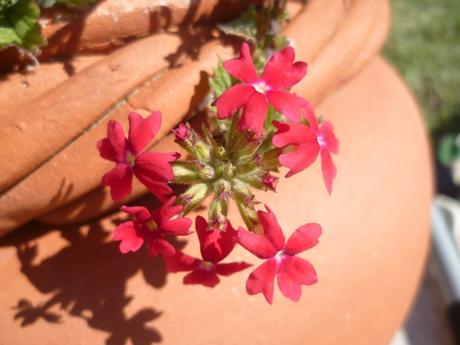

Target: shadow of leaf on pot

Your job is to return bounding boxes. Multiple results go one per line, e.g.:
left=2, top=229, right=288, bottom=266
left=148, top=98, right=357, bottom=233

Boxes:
left=0, top=216, right=186, bottom=345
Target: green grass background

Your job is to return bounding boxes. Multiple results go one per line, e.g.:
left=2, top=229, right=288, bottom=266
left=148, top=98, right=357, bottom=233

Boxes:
left=384, top=0, right=460, bottom=134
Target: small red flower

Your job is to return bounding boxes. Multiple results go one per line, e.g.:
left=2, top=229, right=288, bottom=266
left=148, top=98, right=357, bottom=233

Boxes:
left=214, top=42, right=309, bottom=137
left=164, top=216, right=251, bottom=287
left=98, top=111, right=179, bottom=201
left=113, top=197, right=192, bottom=256
left=272, top=112, right=339, bottom=194
left=238, top=205, right=321, bottom=304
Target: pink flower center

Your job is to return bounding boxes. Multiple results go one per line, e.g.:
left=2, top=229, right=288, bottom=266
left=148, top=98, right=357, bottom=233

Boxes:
left=252, top=81, right=270, bottom=94
left=199, top=261, right=215, bottom=271
left=146, top=219, right=158, bottom=231
left=126, top=151, right=136, bottom=166
left=317, top=134, right=326, bottom=148
left=275, top=251, right=285, bottom=264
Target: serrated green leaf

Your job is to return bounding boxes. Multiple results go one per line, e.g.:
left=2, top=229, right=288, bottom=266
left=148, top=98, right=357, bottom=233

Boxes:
left=217, top=7, right=258, bottom=44
left=209, top=60, right=234, bottom=98
left=0, top=0, right=45, bottom=52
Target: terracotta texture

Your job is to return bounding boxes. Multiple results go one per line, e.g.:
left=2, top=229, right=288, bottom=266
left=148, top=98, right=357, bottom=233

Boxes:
left=0, top=0, right=388, bottom=234
left=0, top=55, right=104, bottom=113
left=0, top=33, right=189, bottom=192
left=0, top=57, right=432, bottom=344
left=39, top=0, right=260, bottom=57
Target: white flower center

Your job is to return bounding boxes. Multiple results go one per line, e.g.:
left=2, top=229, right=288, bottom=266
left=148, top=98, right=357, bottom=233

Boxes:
left=317, top=134, right=326, bottom=148
left=275, top=251, right=285, bottom=264
left=252, top=81, right=270, bottom=94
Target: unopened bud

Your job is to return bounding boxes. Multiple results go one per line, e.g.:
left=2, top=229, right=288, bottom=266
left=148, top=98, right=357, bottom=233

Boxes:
left=208, top=192, right=229, bottom=231
left=179, top=183, right=210, bottom=214
left=197, top=162, right=216, bottom=180
left=173, top=123, right=191, bottom=141
left=172, top=161, right=200, bottom=184
left=262, top=174, right=279, bottom=192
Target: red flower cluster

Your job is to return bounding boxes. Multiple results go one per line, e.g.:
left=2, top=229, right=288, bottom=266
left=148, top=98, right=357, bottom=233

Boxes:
left=214, top=43, right=308, bottom=138
left=165, top=217, right=251, bottom=287
left=113, top=197, right=192, bottom=256
left=238, top=206, right=321, bottom=303
left=98, top=112, right=178, bottom=201
left=97, top=42, right=338, bottom=304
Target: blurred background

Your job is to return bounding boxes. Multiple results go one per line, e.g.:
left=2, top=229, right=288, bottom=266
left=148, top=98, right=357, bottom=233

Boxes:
left=385, top=0, right=460, bottom=344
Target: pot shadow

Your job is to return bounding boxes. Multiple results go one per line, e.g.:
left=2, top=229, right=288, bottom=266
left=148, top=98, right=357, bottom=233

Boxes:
left=0, top=216, right=186, bottom=345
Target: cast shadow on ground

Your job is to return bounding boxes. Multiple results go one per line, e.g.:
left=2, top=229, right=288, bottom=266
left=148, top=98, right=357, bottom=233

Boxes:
left=0, top=215, right=186, bottom=345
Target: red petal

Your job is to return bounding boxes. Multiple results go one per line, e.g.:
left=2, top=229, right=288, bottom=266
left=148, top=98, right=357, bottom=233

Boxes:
left=161, top=217, right=193, bottom=236
left=246, top=258, right=277, bottom=304
left=97, top=138, right=117, bottom=162
left=272, top=121, right=317, bottom=147
left=321, top=149, right=337, bottom=195
left=133, top=151, right=178, bottom=201
left=237, top=228, right=277, bottom=259
left=238, top=91, right=268, bottom=138
left=277, top=256, right=317, bottom=301
left=266, top=90, right=309, bottom=122
left=215, top=261, right=252, bottom=276
left=148, top=238, right=176, bottom=257
left=164, top=251, right=199, bottom=272
left=113, top=221, right=144, bottom=254
left=223, top=42, right=259, bottom=83
left=152, top=197, right=192, bottom=236
left=154, top=196, right=182, bottom=219
left=196, top=216, right=238, bottom=263
left=121, top=205, right=151, bottom=223
left=257, top=206, right=285, bottom=250
left=319, top=121, right=339, bottom=154
left=183, top=270, right=221, bottom=288
left=106, top=120, right=127, bottom=162
left=262, top=46, right=307, bottom=89
left=284, top=223, right=322, bottom=255
left=278, top=143, right=320, bottom=178
left=128, top=112, right=162, bottom=155
left=101, top=164, right=133, bottom=201
left=214, top=84, right=254, bottom=119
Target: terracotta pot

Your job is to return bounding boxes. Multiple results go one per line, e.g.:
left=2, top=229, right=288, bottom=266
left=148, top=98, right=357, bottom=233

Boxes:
left=0, top=56, right=432, bottom=344
left=0, top=0, right=260, bottom=71
left=0, top=0, right=388, bottom=235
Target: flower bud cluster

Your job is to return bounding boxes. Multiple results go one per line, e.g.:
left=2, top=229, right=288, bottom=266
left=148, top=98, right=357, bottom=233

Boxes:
left=97, top=42, right=339, bottom=304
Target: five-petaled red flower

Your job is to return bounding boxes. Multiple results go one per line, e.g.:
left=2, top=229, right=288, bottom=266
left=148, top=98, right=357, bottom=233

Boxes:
left=238, top=205, right=321, bottom=304
left=214, top=42, right=308, bottom=137
left=113, top=197, right=192, bottom=256
left=272, top=110, right=339, bottom=194
left=164, top=216, right=251, bottom=287
left=98, top=111, right=179, bottom=201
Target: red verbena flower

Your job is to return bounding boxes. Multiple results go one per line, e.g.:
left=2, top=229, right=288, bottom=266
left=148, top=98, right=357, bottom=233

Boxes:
left=214, top=42, right=308, bottom=137
left=238, top=205, right=321, bottom=304
left=164, top=216, right=251, bottom=287
left=98, top=111, right=179, bottom=201
left=113, top=197, right=192, bottom=256
left=272, top=112, right=339, bottom=194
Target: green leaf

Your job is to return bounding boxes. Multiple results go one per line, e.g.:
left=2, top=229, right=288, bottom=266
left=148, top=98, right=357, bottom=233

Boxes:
left=37, top=0, right=98, bottom=9
left=217, top=7, right=258, bottom=44
left=0, top=0, right=18, bottom=11
left=209, top=59, right=233, bottom=98
left=0, top=0, right=45, bottom=52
